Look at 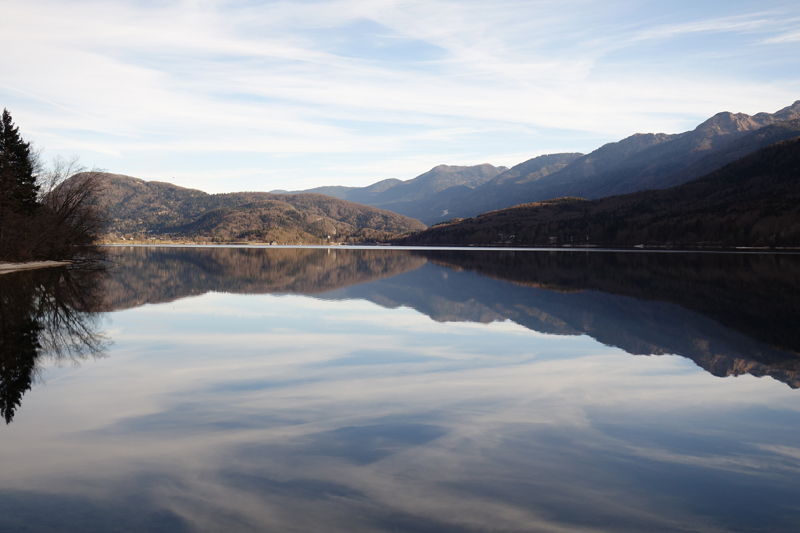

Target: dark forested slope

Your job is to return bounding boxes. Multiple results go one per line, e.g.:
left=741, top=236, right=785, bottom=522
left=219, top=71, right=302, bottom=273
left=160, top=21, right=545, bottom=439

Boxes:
left=398, top=136, right=800, bottom=248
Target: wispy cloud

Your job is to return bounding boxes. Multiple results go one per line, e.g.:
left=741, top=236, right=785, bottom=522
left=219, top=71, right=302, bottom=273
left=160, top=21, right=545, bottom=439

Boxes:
left=1, top=0, right=798, bottom=190
left=762, top=29, right=800, bottom=43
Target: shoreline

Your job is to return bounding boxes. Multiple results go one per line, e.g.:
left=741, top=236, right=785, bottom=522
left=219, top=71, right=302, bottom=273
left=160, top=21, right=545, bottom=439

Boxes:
left=102, top=243, right=800, bottom=255
left=0, top=260, right=73, bottom=275
left=102, top=240, right=800, bottom=253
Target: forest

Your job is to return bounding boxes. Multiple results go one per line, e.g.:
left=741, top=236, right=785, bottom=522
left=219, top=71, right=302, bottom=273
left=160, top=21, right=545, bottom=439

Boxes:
left=0, top=110, right=105, bottom=262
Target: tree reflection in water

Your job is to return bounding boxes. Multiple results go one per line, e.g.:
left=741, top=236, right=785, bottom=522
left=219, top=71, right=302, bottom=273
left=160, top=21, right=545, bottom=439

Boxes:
left=0, top=264, right=109, bottom=423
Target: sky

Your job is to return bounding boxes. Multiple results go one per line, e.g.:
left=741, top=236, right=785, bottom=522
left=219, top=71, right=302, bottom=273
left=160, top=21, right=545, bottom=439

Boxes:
left=2, top=0, right=799, bottom=193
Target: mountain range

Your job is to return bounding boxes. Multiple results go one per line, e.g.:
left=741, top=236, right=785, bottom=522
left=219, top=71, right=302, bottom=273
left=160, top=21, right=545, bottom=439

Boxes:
left=87, top=101, right=800, bottom=246
left=278, top=101, right=800, bottom=226
left=399, top=136, right=800, bottom=248
left=272, top=162, right=510, bottom=223
left=93, top=173, right=426, bottom=243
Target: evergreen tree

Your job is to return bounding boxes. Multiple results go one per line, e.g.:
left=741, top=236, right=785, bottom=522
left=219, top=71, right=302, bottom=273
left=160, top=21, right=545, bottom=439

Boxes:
left=0, top=317, right=41, bottom=424
left=0, top=109, right=39, bottom=215
left=0, top=109, right=105, bottom=261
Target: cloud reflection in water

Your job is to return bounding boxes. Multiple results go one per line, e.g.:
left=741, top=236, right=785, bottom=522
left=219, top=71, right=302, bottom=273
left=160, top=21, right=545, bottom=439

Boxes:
left=1, top=248, right=799, bottom=532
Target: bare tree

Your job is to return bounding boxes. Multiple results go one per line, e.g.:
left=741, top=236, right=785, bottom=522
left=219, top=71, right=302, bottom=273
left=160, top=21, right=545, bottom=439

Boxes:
left=36, top=154, right=83, bottom=201
left=19, top=156, right=109, bottom=261
left=0, top=110, right=107, bottom=261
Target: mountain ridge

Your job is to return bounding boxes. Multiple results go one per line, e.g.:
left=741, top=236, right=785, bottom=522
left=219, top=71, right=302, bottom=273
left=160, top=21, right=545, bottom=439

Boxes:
left=397, top=135, right=800, bottom=248
left=93, top=173, right=427, bottom=243
left=273, top=163, right=507, bottom=208
left=277, top=101, right=800, bottom=225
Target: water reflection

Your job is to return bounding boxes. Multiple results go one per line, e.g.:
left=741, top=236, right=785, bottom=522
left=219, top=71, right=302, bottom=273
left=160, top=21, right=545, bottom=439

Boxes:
left=421, top=250, right=800, bottom=356
left=102, top=246, right=425, bottom=309
left=105, top=246, right=800, bottom=388
left=2, top=247, right=799, bottom=532
left=0, top=265, right=109, bottom=423
left=328, top=250, right=800, bottom=388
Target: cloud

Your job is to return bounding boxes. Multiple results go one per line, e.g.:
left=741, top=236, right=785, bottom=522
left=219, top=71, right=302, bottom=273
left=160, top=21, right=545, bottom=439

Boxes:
left=6, top=282, right=800, bottom=530
left=761, top=29, right=800, bottom=43
left=1, top=0, right=799, bottom=189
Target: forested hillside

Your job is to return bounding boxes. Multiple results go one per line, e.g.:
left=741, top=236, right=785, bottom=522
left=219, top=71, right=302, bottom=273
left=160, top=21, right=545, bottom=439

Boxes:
left=398, top=136, right=800, bottom=248
left=95, top=173, right=426, bottom=243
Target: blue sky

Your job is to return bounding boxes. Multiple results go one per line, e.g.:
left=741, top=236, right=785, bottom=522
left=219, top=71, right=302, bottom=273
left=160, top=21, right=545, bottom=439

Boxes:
left=2, top=0, right=799, bottom=192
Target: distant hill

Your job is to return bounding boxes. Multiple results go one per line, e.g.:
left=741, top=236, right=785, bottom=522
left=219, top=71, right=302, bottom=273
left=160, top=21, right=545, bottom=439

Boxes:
left=275, top=164, right=505, bottom=202
left=274, top=163, right=508, bottom=222
left=397, top=136, right=800, bottom=248
left=279, top=101, right=800, bottom=225
left=404, top=153, right=584, bottom=222
left=93, top=173, right=426, bottom=243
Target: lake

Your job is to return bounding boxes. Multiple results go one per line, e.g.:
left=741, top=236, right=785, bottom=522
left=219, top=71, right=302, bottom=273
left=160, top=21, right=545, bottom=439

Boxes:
left=1, top=246, right=799, bottom=532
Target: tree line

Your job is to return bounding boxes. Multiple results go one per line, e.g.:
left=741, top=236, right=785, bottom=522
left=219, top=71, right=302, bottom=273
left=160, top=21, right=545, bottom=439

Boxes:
left=0, top=109, right=106, bottom=261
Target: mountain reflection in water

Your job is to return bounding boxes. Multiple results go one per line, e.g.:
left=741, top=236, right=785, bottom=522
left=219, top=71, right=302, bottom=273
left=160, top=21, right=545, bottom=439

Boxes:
left=3, top=246, right=799, bottom=533
left=104, top=246, right=800, bottom=388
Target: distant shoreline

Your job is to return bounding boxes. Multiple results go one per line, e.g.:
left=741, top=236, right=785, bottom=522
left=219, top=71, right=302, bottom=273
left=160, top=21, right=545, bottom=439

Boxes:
left=101, top=243, right=800, bottom=254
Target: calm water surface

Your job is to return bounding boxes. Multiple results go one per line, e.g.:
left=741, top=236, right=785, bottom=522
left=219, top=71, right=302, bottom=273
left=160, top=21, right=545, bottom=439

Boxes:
left=1, top=246, right=799, bottom=532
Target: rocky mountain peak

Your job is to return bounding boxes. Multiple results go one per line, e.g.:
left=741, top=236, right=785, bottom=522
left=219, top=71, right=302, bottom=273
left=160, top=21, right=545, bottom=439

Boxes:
left=695, top=112, right=761, bottom=135
left=766, top=100, right=800, bottom=122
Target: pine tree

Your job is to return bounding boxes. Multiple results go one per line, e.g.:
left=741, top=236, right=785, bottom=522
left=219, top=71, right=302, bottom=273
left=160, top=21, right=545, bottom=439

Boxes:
left=0, top=109, right=39, bottom=215
left=0, top=110, right=106, bottom=261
